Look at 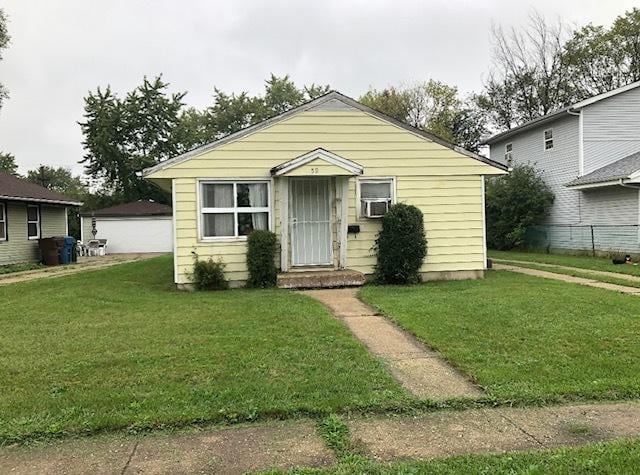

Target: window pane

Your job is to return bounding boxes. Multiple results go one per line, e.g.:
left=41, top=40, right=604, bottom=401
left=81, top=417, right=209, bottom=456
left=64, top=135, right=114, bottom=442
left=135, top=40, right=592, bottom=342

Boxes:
left=237, top=183, right=268, bottom=207
left=545, top=140, right=554, bottom=150
left=0, top=224, right=5, bottom=240
left=28, top=223, right=38, bottom=237
left=361, top=182, right=391, bottom=199
left=27, top=206, right=39, bottom=222
left=544, top=130, right=553, bottom=139
left=202, top=213, right=234, bottom=237
left=202, top=184, right=233, bottom=208
left=238, top=212, right=268, bottom=236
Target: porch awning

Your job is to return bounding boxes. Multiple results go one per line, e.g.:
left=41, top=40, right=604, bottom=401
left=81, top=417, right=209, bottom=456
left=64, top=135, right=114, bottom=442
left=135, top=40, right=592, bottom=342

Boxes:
left=270, top=148, right=364, bottom=177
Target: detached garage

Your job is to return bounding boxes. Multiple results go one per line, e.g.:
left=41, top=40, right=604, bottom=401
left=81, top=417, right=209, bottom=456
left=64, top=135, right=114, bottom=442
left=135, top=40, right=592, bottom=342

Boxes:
left=80, top=200, right=172, bottom=254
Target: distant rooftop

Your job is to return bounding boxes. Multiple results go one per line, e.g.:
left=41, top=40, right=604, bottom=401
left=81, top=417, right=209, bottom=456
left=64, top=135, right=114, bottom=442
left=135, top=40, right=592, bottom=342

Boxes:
left=81, top=200, right=172, bottom=217
left=0, top=171, right=82, bottom=206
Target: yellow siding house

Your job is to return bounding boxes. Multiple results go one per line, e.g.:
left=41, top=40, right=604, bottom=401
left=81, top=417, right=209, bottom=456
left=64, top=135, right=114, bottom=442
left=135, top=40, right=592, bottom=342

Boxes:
left=143, top=92, right=507, bottom=288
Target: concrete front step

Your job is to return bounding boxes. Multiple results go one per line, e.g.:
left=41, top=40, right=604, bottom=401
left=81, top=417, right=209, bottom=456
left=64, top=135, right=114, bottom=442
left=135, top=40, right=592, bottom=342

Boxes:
left=277, top=269, right=366, bottom=289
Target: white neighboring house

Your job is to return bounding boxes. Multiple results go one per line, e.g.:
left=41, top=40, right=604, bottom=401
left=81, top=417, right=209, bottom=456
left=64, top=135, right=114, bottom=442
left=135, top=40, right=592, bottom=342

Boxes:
left=80, top=200, right=173, bottom=254
left=484, top=80, right=640, bottom=253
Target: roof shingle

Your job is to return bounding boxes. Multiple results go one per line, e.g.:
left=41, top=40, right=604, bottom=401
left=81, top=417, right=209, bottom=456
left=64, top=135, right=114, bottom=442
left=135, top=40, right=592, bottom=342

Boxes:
left=566, top=151, right=640, bottom=187
left=81, top=200, right=172, bottom=217
left=0, top=171, right=82, bottom=205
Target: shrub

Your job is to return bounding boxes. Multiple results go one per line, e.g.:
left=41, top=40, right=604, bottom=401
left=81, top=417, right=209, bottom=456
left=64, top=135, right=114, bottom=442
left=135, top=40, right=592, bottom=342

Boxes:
left=190, top=254, right=229, bottom=290
left=246, top=230, right=278, bottom=288
left=374, top=203, right=427, bottom=284
left=485, top=164, right=554, bottom=250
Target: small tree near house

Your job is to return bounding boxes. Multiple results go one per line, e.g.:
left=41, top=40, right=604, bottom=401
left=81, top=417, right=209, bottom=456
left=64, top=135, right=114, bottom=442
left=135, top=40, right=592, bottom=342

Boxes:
left=485, top=164, right=554, bottom=250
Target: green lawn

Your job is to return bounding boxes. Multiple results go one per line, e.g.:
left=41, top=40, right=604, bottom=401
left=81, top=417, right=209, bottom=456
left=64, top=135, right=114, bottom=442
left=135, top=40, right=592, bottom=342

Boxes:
left=0, top=256, right=408, bottom=444
left=360, top=271, right=640, bottom=403
left=490, top=249, right=640, bottom=277
left=281, top=438, right=640, bottom=474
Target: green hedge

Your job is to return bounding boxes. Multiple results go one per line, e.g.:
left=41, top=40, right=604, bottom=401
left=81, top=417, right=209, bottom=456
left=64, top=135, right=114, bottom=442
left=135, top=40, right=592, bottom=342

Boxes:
left=247, top=230, right=278, bottom=288
left=374, top=203, right=427, bottom=284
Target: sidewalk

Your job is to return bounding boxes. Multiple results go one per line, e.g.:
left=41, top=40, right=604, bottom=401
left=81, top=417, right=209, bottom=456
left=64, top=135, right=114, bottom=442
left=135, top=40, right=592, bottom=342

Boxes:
left=2, top=401, right=640, bottom=474
left=494, top=262, right=640, bottom=295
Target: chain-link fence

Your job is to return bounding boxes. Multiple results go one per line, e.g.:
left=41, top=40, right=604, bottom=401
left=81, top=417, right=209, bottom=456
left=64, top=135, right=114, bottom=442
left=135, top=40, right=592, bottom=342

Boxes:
left=524, top=224, right=640, bottom=255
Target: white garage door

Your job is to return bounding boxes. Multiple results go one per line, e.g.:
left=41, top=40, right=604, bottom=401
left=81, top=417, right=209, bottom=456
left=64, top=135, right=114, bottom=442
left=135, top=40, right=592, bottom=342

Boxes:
left=93, top=217, right=173, bottom=253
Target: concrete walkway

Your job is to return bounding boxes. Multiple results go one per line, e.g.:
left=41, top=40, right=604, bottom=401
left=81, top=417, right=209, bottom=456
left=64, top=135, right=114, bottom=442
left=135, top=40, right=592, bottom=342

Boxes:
left=302, top=288, right=483, bottom=400
left=351, top=401, right=640, bottom=462
left=494, top=263, right=640, bottom=295
left=493, top=258, right=640, bottom=283
left=3, top=401, right=640, bottom=474
left=0, top=253, right=165, bottom=286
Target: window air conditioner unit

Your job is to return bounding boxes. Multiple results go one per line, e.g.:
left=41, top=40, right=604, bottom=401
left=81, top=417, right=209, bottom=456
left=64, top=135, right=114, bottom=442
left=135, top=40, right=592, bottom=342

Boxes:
left=363, top=199, right=390, bottom=218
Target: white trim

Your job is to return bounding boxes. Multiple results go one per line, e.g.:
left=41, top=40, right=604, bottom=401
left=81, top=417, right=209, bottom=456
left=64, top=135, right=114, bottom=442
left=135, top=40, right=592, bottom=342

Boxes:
left=0, top=195, right=82, bottom=206
left=27, top=204, right=40, bottom=240
left=271, top=148, right=364, bottom=176
left=572, top=80, right=640, bottom=109
left=0, top=202, right=6, bottom=241
left=481, top=176, right=487, bottom=269
left=504, top=142, right=513, bottom=165
left=197, top=178, right=272, bottom=241
left=279, top=177, right=289, bottom=272
left=567, top=179, right=630, bottom=190
left=65, top=207, right=69, bottom=236
left=578, top=110, right=584, bottom=176
left=80, top=216, right=84, bottom=243
left=339, top=177, right=349, bottom=269
left=355, top=177, right=396, bottom=220
left=171, top=179, right=179, bottom=284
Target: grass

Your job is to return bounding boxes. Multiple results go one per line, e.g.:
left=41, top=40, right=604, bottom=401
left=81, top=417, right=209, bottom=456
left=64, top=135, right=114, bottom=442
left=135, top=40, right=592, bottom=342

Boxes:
left=490, top=249, right=640, bottom=277
left=496, top=259, right=640, bottom=288
left=360, top=271, right=640, bottom=403
left=0, top=261, right=44, bottom=275
left=0, top=256, right=410, bottom=444
left=276, top=438, right=640, bottom=474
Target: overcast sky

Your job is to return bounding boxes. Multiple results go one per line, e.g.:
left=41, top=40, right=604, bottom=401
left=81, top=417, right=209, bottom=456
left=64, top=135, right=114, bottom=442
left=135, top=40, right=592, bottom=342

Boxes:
left=0, top=0, right=637, bottom=175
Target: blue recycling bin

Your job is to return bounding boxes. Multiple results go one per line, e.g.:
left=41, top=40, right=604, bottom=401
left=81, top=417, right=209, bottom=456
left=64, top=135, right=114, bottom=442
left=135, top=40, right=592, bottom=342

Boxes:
left=60, top=236, right=76, bottom=265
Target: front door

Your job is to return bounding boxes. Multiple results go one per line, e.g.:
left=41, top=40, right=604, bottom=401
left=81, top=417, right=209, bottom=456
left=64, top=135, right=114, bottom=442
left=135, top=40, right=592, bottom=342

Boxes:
left=290, top=178, right=333, bottom=266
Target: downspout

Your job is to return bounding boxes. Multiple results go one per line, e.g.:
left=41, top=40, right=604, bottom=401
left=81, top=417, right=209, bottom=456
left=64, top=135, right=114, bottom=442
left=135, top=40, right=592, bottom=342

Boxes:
left=567, top=109, right=583, bottom=176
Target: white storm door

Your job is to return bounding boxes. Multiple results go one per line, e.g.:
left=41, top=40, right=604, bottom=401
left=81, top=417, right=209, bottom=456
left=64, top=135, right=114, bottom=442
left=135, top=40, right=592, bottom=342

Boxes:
left=290, top=178, right=333, bottom=266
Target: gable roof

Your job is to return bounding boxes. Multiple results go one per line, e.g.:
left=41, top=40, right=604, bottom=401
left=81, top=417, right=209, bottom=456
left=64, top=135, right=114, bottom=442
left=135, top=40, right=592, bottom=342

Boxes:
left=81, top=200, right=172, bottom=217
left=142, top=91, right=507, bottom=177
left=271, top=148, right=364, bottom=176
left=483, top=80, right=640, bottom=145
left=566, top=151, right=640, bottom=189
left=0, top=171, right=83, bottom=206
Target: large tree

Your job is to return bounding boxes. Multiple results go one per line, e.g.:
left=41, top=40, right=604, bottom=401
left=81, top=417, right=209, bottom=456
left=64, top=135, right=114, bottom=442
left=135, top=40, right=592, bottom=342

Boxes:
left=0, top=152, right=18, bottom=175
left=79, top=76, right=186, bottom=202
left=26, top=165, right=86, bottom=197
left=480, top=8, right=640, bottom=131
left=478, top=12, right=573, bottom=130
left=0, top=8, right=10, bottom=112
left=360, top=80, right=487, bottom=152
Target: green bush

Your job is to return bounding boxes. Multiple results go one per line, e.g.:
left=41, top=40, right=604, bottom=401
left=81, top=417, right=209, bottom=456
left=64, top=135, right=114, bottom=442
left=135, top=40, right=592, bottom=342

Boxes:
left=190, top=254, right=229, bottom=290
left=246, top=230, right=278, bottom=288
left=374, top=203, right=427, bottom=284
left=485, top=164, right=554, bottom=250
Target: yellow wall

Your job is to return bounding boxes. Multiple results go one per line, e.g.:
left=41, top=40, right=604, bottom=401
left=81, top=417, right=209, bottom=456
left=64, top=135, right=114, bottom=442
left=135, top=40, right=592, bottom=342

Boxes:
left=148, top=107, right=503, bottom=285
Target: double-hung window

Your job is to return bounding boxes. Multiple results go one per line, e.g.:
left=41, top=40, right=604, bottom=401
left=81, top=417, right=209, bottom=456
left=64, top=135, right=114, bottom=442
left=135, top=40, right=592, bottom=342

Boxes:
left=544, top=129, right=554, bottom=150
left=200, top=181, right=270, bottom=239
left=504, top=143, right=513, bottom=165
left=0, top=203, right=6, bottom=241
left=27, top=205, right=40, bottom=240
left=358, top=178, right=395, bottom=218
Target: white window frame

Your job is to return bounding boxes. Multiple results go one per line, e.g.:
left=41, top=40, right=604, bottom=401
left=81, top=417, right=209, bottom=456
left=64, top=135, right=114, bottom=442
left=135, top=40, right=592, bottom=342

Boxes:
left=198, top=179, right=272, bottom=242
left=0, top=203, right=6, bottom=241
left=543, top=128, right=554, bottom=150
left=356, top=177, right=396, bottom=219
left=504, top=142, right=513, bottom=164
left=27, top=204, right=40, bottom=240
